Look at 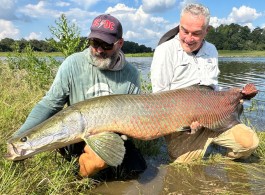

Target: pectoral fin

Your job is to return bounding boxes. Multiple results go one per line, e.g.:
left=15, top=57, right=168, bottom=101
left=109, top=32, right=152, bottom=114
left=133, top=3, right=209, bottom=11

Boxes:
left=83, top=132, right=125, bottom=167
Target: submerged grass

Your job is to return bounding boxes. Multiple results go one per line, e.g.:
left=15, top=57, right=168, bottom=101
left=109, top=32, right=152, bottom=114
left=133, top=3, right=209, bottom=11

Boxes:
left=169, top=139, right=265, bottom=194
left=1, top=50, right=265, bottom=194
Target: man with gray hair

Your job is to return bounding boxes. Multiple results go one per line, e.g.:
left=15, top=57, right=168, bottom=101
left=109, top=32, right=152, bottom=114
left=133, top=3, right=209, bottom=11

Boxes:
left=151, top=3, right=259, bottom=163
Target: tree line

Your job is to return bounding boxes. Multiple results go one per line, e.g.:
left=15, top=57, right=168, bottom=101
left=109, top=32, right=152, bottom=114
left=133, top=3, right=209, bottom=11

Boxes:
left=0, top=37, right=153, bottom=54
left=0, top=23, right=264, bottom=54
left=206, top=23, right=265, bottom=50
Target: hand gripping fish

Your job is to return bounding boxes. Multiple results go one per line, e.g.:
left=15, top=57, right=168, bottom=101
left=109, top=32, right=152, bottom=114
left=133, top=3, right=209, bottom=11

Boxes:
left=5, top=84, right=258, bottom=167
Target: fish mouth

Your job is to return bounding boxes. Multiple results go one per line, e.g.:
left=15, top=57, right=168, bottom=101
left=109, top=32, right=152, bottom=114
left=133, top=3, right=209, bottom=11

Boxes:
left=3, top=152, right=14, bottom=160
left=5, top=143, right=31, bottom=161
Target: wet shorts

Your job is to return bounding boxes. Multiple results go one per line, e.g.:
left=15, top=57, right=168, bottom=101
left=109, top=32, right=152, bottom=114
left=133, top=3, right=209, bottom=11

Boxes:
left=165, top=123, right=259, bottom=163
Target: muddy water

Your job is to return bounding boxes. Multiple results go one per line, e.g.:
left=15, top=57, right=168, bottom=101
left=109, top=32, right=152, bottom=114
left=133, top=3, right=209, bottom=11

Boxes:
left=92, top=159, right=265, bottom=195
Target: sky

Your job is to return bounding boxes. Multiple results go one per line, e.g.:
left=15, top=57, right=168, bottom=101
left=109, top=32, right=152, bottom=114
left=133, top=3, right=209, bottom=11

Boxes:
left=0, top=0, right=264, bottom=49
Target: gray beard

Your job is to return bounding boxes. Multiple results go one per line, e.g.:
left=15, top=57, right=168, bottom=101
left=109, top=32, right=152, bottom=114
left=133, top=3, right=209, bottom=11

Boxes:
left=90, top=49, right=120, bottom=70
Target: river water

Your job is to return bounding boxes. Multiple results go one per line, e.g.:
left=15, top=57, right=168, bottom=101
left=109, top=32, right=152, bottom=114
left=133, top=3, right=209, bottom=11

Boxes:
left=92, top=57, right=265, bottom=195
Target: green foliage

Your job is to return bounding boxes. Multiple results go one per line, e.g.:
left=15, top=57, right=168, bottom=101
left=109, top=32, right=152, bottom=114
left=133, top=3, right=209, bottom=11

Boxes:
left=6, top=43, right=59, bottom=89
left=125, top=52, right=153, bottom=57
left=0, top=38, right=15, bottom=52
left=122, top=41, right=153, bottom=53
left=47, top=14, right=87, bottom=57
left=140, top=72, right=152, bottom=94
left=254, top=132, right=265, bottom=158
left=218, top=50, right=265, bottom=57
left=206, top=23, right=265, bottom=50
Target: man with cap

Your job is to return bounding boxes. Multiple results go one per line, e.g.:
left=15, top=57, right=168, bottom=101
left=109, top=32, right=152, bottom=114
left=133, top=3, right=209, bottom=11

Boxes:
left=13, top=14, right=147, bottom=180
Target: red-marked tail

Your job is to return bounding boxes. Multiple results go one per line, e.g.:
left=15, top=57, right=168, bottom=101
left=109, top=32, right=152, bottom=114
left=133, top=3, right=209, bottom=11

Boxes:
left=241, top=83, right=258, bottom=100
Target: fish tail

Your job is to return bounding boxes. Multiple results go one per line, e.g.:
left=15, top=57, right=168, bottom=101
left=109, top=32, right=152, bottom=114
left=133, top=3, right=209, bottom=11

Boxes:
left=241, top=83, right=258, bottom=100
left=83, top=132, right=125, bottom=167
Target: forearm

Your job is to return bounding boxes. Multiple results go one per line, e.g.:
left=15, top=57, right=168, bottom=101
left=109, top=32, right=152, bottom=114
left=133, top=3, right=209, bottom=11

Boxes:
left=14, top=103, right=60, bottom=136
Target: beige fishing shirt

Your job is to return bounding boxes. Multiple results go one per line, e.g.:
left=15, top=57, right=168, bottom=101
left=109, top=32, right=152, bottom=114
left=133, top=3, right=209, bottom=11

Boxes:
left=151, top=34, right=220, bottom=93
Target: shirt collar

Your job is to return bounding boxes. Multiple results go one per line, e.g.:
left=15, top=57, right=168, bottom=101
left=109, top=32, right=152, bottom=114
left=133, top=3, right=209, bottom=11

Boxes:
left=176, top=34, right=209, bottom=56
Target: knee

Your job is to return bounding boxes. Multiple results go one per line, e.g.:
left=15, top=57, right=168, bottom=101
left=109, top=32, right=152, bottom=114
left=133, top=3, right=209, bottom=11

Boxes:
left=249, top=131, right=259, bottom=150
left=232, top=125, right=259, bottom=150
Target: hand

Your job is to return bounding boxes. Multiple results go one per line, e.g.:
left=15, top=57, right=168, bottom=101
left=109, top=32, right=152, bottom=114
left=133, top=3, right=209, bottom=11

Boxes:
left=188, top=121, right=202, bottom=134
left=120, top=134, right=128, bottom=140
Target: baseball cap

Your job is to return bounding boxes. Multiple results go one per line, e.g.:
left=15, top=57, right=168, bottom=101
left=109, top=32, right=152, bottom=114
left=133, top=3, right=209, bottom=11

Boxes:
left=88, top=14, right=123, bottom=44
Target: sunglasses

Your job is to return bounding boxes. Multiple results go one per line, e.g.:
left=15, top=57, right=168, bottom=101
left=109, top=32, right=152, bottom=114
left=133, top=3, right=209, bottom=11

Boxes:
left=88, top=39, right=118, bottom=50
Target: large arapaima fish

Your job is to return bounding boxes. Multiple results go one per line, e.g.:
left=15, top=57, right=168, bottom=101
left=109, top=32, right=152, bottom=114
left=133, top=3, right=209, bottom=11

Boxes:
left=5, top=84, right=258, bottom=166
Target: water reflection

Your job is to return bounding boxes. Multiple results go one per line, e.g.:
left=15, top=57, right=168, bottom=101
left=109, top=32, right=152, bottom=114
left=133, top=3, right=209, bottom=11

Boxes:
left=93, top=161, right=265, bottom=195
left=220, top=57, right=265, bottom=63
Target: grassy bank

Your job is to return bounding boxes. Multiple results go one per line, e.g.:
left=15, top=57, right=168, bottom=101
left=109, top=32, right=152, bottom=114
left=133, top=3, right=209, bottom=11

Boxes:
left=125, top=52, right=153, bottom=57
left=0, top=51, right=153, bottom=58
left=0, top=51, right=63, bottom=57
left=126, top=50, right=265, bottom=57
left=218, top=50, right=265, bottom=57
left=1, top=50, right=265, bottom=58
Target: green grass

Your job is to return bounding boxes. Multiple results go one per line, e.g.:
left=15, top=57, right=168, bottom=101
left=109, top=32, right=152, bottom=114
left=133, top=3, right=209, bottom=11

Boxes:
left=0, top=51, right=64, bottom=57
left=218, top=50, right=265, bottom=57
left=126, top=50, right=265, bottom=57
left=0, top=51, right=154, bottom=58
left=0, top=60, right=96, bottom=194
left=125, top=52, right=153, bottom=57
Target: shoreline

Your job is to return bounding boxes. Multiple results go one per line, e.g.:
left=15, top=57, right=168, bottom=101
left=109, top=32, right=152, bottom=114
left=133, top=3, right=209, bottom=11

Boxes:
left=1, top=50, right=265, bottom=58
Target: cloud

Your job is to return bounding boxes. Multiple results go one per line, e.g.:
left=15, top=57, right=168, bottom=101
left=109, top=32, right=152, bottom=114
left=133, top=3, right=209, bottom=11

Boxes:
left=25, top=32, right=43, bottom=40
left=0, top=19, right=19, bottom=40
left=70, top=0, right=101, bottom=10
left=209, top=17, right=228, bottom=28
left=210, top=6, right=262, bottom=29
left=65, top=8, right=93, bottom=19
left=179, top=0, right=197, bottom=10
left=104, top=4, right=172, bottom=48
left=229, top=6, right=262, bottom=23
left=106, top=3, right=137, bottom=14
left=55, top=1, right=71, bottom=7
left=19, top=1, right=59, bottom=18
left=0, top=0, right=17, bottom=20
left=142, top=0, right=177, bottom=13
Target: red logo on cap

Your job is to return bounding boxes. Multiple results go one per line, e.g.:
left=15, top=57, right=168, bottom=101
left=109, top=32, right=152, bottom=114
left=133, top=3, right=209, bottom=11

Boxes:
left=92, top=19, right=114, bottom=30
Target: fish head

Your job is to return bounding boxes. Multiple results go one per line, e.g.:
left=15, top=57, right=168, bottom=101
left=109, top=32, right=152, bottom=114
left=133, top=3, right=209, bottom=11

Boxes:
left=5, top=118, right=83, bottom=161
left=5, top=135, right=36, bottom=161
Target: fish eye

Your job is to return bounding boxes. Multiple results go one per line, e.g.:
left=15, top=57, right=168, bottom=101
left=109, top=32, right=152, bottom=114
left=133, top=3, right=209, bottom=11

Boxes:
left=20, top=137, right=27, bottom=142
